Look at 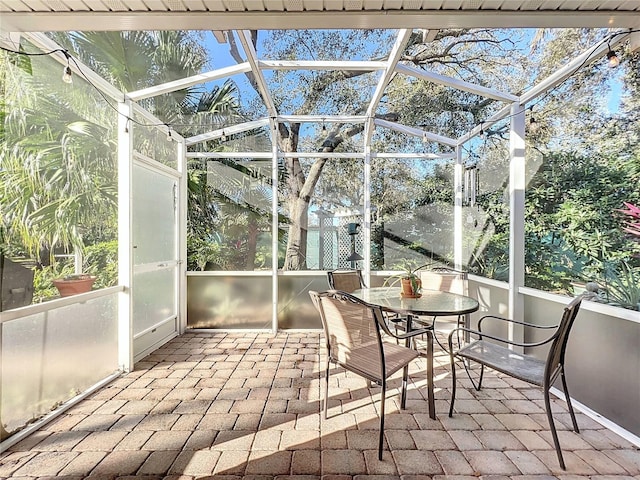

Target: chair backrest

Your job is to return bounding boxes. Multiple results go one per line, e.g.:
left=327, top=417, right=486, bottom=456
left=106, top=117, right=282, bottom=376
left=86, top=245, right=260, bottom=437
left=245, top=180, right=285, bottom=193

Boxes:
left=327, top=269, right=366, bottom=293
left=420, top=267, right=468, bottom=295
left=545, top=295, right=583, bottom=382
left=309, top=290, right=385, bottom=376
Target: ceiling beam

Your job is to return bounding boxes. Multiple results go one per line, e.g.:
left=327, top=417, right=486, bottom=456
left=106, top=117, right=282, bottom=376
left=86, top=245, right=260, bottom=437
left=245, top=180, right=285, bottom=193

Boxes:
left=365, top=29, right=414, bottom=147
left=519, top=29, right=631, bottom=104
left=212, top=30, right=227, bottom=43
left=22, top=32, right=125, bottom=101
left=374, top=118, right=458, bottom=147
left=366, top=29, right=413, bottom=127
left=187, top=151, right=273, bottom=158
left=373, top=152, right=456, bottom=159
left=127, top=63, right=252, bottom=101
left=185, top=118, right=270, bottom=145
left=2, top=11, right=639, bottom=33
left=236, top=30, right=278, bottom=118
left=281, top=152, right=365, bottom=158
left=259, top=60, right=388, bottom=71
left=396, top=63, right=518, bottom=102
left=277, top=115, right=367, bottom=123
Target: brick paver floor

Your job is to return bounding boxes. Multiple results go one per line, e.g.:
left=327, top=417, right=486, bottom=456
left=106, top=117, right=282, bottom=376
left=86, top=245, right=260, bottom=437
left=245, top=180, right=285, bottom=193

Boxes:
left=1, top=331, right=639, bottom=479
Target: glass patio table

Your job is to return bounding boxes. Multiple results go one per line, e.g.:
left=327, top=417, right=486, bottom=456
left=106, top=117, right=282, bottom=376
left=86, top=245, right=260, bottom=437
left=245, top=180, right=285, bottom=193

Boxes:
left=352, top=287, right=479, bottom=419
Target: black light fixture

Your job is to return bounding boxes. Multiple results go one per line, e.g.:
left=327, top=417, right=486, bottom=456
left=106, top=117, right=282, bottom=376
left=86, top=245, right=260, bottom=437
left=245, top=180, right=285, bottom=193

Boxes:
left=166, top=125, right=172, bottom=141
left=606, top=47, right=619, bottom=68
left=321, top=120, right=327, bottom=135
left=346, top=222, right=363, bottom=267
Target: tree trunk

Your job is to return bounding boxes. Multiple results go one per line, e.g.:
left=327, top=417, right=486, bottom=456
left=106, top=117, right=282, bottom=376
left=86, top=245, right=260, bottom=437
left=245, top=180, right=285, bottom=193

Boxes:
left=284, top=197, right=309, bottom=270
left=371, top=222, right=385, bottom=269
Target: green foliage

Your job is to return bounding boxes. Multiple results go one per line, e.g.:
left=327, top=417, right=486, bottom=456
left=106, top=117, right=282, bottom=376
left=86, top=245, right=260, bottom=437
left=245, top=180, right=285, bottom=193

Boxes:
left=1, top=44, right=118, bottom=259
left=524, top=150, right=639, bottom=292
left=599, top=261, right=640, bottom=310
left=32, top=262, right=74, bottom=303
left=84, top=240, right=118, bottom=289
left=187, top=236, right=226, bottom=271
left=383, top=259, right=431, bottom=293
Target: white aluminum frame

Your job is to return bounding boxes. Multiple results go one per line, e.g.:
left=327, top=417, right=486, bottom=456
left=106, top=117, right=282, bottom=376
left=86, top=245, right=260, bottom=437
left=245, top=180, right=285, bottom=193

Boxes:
left=10, top=26, right=635, bottom=338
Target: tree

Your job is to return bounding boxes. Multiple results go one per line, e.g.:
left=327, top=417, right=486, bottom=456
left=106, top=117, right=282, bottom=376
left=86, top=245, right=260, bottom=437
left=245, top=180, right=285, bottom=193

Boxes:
left=1, top=49, right=117, bottom=263
left=2, top=32, right=246, bottom=273
left=227, top=29, right=532, bottom=270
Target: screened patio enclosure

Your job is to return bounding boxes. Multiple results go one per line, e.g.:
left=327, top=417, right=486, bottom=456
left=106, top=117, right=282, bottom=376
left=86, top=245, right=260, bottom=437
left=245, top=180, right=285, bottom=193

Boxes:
left=1, top=9, right=640, bottom=450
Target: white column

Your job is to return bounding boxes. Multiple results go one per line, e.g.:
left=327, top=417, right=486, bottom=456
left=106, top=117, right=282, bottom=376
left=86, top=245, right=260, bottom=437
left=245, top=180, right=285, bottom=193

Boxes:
left=509, top=103, right=526, bottom=346
left=271, top=118, right=279, bottom=333
left=117, top=101, right=133, bottom=371
left=363, top=119, right=372, bottom=284
left=177, top=138, right=187, bottom=335
left=454, top=146, right=464, bottom=271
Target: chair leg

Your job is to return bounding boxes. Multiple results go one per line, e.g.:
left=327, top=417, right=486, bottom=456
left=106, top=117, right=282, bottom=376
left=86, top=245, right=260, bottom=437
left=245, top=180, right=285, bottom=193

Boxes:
left=378, top=378, right=386, bottom=460
left=324, top=359, right=330, bottom=419
left=544, top=384, right=566, bottom=470
left=401, top=364, right=409, bottom=409
left=560, top=367, right=580, bottom=433
left=426, top=331, right=435, bottom=420
left=449, top=349, right=457, bottom=417
left=464, top=360, right=484, bottom=391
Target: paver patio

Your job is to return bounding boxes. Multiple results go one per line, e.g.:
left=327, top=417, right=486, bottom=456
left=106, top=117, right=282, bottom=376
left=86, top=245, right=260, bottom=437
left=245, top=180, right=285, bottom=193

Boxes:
left=1, top=331, right=639, bottom=479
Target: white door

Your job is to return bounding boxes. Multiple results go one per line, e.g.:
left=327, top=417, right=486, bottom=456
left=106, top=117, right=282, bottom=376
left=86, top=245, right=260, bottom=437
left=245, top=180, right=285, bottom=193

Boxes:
left=131, top=160, right=180, bottom=361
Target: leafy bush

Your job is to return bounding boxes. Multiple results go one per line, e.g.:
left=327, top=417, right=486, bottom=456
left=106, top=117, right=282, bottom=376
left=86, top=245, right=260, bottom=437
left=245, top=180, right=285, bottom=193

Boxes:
left=599, top=261, right=640, bottom=310
left=84, top=240, right=118, bottom=289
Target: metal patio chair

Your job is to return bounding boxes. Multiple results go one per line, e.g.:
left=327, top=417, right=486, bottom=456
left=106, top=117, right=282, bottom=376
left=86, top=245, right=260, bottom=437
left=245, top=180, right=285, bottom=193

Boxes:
left=327, top=269, right=406, bottom=335
left=327, top=268, right=366, bottom=292
left=417, top=266, right=469, bottom=347
left=309, top=290, right=432, bottom=460
left=447, top=295, right=584, bottom=469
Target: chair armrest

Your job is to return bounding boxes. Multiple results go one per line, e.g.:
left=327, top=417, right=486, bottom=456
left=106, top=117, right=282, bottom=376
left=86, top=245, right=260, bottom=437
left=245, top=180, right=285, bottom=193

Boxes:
left=394, top=326, right=433, bottom=340
left=447, top=327, right=558, bottom=351
left=477, top=315, right=558, bottom=332
left=379, top=322, right=432, bottom=340
left=377, top=315, right=432, bottom=340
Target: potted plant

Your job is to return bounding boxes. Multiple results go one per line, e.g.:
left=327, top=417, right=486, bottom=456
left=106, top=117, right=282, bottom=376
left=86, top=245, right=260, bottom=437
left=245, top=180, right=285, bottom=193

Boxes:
left=53, top=273, right=96, bottom=297
left=383, top=260, right=430, bottom=298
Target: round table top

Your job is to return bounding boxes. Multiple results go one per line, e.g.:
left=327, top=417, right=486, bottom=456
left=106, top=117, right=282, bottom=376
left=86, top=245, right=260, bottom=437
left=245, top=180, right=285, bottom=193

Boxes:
left=352, top=287, right=479, bottom=317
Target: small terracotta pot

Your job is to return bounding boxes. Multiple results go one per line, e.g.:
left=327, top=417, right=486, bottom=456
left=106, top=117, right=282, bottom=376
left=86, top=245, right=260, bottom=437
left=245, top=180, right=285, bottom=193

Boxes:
left=53, top=276, right=96, bottom=297
left=400, top=277, right=422, bottom=298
